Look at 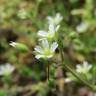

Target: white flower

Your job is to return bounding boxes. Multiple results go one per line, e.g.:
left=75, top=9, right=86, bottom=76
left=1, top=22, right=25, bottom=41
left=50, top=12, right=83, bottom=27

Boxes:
left=34, top=39, right=58, bottom=59
left=0, top=63, right=15, bottom=76
left=64, top=78, right=72, bottom=83
left=76, top=22, right=89, bottom=33
left=9, top=42, right=17, bottom=47
left=17, top=9, right=27, bottom=19
left=47, top=13, right=63, bottom=25
left=65, top=72, right=77, bottom=83
left=38, top=23, right=60, bottom=40
left=76, top=61, right=92, bottom=74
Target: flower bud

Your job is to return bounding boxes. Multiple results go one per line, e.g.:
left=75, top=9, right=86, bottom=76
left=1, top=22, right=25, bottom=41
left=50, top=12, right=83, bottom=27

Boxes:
left=10, top=42, right=29, bottom=52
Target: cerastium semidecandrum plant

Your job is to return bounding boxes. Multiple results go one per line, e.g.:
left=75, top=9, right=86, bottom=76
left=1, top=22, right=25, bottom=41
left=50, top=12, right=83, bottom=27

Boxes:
left=34, top=13, right=64, bottom=82
left=34, top=13, right=96, bottom=91
left=10, top=13, right=96, bottom=92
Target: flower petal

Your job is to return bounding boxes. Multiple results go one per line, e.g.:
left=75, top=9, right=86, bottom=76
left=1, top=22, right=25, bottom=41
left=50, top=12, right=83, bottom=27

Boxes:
left=0, top=64, right=15, bottom=76
left=46, top=54, right=53, bottom=58
left=51, top=42, right=58, bottom=52
left=9, top=42, right=17, bottom=47
left=38, top=31, right=48, bottom=37
left=35, top=54, right=44, bottom=59
left=76, top=64, right=82, bottom=72
left=47, top=16, right=53, bottom=22
left=83, top=61, right=92, bottom=70
left=56, top=13, right=63, bottom=21
left=34, top=46, right=43, bottom=54
left=76, top=64, right=81, bottom=69
left=55, top=13, right=63, bottom=24
left=76, top=22, right=88, bottom=33
left=49, top=23, right=55, bottom=35
left=42, top=39, right=49, bottom=49
left=5, top=63, right=15, bottom=72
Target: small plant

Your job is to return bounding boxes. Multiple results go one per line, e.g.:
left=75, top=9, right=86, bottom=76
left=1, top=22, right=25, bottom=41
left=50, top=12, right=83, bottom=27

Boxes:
left=34, top=13, right=96, bottom=91
left=34, top=13, right=62, bottom=81
left=10, top=12, right=96, bottom=93
left=0, top=0, right=96, bottom=95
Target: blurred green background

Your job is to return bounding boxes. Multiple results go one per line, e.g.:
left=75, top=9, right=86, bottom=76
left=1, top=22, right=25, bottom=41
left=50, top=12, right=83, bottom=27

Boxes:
left=0, top=0, right=96, bottom=96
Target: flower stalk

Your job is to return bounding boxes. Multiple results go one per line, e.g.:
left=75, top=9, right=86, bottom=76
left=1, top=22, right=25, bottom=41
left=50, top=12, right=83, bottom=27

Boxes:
left=44, top=59, right=50, bottom=81
left=47, top=61, right=50, bottom=81
left=57, top=32, right=96, bottom=91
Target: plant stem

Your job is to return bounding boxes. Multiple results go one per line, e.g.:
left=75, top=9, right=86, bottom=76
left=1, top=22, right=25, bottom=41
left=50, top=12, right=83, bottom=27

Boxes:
left=44, top=60, right=50, bottom=81
left=47, top=62, right=50, bottom=81
left=34, top=2, right=39, bottom=18
left=57, top=37, right=96, bottom=91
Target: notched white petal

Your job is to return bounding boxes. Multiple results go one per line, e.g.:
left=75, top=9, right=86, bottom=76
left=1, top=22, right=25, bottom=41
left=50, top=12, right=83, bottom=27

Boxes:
left=51, top=42, right=58, bottom=52
left=47, top=16, right=52, bottom=21
left=34, top=46, right=43, bottom=53
left=35, top=55, right=43, bottom=59
left=42, top=39, right=49, bottom=48
left=76, top=64, right=81, bottom=69
left=76, top=22, right=89, bottom=33
left=49, top=23, right=55, bottom=33
left=83, top=61, right=92, bottom=70
left=55, top=13, right=63, bottom=23
left=9, top=42, right=17, bottom=47
left=38, top=31, right=47, bottom=37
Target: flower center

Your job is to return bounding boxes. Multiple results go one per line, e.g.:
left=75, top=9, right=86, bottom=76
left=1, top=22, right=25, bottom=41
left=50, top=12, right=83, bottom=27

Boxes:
left=44, top=49, right=51, bottom=56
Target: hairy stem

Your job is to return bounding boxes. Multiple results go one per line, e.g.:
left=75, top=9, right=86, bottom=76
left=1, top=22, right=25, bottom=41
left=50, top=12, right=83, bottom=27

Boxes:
left=47, top=63, right=50, bottom=81
left=57, top=37, right=96, bottom=91
left=44, top=60, right=50, bottom=81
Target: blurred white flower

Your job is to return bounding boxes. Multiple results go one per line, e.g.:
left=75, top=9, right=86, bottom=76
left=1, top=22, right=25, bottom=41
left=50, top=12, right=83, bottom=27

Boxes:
left=17, top=9, right=27, bottom=19
left=76, top=22, right=89, bottom=33
left=0, top=63, right=15, bottom=76
left=64, top=78, right=72, bottom=83
left=76, top=61, right=92, bottom=74
left=9, top=42, right=17, bottom=47
left=65, top=72, right=77, bottom=83
left=9, top=41, right=28, bottom=52
left=38, top=23, right=60, bottom=40
left=34, top=39, right=58, bottom=59
left=47, top=13, right=63, bottom=25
